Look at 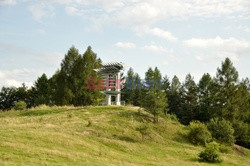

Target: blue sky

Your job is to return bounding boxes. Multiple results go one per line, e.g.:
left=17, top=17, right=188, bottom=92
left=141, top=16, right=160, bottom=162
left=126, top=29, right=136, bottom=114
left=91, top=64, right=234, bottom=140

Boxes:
left=0, top=0, right=250, bottom=87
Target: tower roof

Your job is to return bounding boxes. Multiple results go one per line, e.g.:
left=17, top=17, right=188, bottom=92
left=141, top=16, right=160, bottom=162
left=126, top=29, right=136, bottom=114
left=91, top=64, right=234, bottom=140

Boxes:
left=95, top=62, right=124, bottom=73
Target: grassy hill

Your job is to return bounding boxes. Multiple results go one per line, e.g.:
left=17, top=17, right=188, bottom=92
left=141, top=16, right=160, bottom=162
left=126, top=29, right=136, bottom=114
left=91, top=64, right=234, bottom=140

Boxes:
left=0, top=106, right=249, bottom=165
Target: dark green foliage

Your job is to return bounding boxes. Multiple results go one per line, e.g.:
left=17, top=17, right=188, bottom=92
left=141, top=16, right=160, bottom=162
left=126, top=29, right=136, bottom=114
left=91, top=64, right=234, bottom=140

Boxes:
left=0, top=84, right=32, bottom=110
left=162, top=75, right=171, bottom=115
left=122, top=67, right=135, bottom=105
left=50, top=46, right=102, bottom=106
left=122, top=68, right=145, bottom=107
left=14, top=101, right=27, bottom=110
left=33, top=73, right=50, bottom=106
left=197, top=73, right=213, bottom=122
left=0, top=86, right=17, bottom=110
left=187, top=121, right=212, bottom=146
left=199, top=142, right=222, bottom=163
left=167, top=76, right=184, bottom=119
left=232, top=120, right=250, bottom=148
left=207, top=118, right=235, bottom=145
left=212, top=58, right=240, bottom=121
left=181, top=74, right=198, bottom=125
left=143, top=67, right=169, bottom=119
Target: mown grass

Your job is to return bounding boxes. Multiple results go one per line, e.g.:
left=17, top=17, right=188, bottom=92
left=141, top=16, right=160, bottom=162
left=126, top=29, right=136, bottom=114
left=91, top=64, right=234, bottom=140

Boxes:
left=0, top=106, right=249, bottom=165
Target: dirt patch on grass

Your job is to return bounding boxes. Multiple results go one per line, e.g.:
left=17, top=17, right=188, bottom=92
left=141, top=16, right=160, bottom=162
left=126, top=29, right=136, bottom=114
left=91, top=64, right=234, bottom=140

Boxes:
left=233, top=145, right=245, bottom=156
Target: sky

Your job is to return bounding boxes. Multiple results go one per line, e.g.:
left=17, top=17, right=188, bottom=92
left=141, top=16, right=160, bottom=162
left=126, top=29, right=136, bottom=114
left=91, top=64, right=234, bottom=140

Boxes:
left=0, top=0, right=250, bottom=88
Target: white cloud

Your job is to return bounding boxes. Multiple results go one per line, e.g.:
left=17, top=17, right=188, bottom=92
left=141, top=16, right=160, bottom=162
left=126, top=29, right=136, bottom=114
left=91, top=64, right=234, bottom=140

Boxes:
left=115, top=42, right=136, bottom=49
left=28, top=4, right=46, bottom=21
left=28, top=3, right=54, bottom=21
left=65, top=6, right=84, bottom=16
left=5, top=79, right=33, bottom=88
left=112, top=0, right=250, bottom=27
left=142, top=44, right=169, bottom=53
left=65, top=0, right=124, bottom=12
left=184, top=36, right=250, bottom=62
left=0, top=71, right=6, bottom=79
left=0, top=0, right=16, bottom=6
left=135, top=26, right=177, bottom=42
left=0, top=69, right=40, bottom=88
left=36, top=29, right=46, bottom=35
left=184, top=36, right=250, bottom=50
left=113, top=2, right=161, bottom=26
left=237, top=25, right=250, bottom=33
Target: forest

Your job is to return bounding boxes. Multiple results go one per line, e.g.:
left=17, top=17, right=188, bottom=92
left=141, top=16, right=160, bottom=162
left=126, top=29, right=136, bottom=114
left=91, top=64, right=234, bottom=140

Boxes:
left=0, top=46, right=249, bottom=150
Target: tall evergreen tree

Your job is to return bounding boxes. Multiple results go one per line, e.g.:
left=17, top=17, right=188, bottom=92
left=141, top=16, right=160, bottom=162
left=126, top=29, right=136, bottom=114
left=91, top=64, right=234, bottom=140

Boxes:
left=52, top=46, right=81, bottom=105
left=33, top=73, right=50, bottom=106
left=51, top=46, right=102, bottom=106
left=145, top=67, right=154, bottom=89
left=143, top=89, right=167, bottom=123
left=181, top=74, right=198, bottom=124
left=168, top=75, right=184, bottom=118
left=77, top=46, right=102, bottom=106
left=122, top=67, right=135, bottom=104
left=213, top=58, right=240, bottom=121
left=197, top=73, right=213, bottom=122
left=132, top=73, right=145, bottom=107
left=162, top=75, right=171, bottom=115
left=143, top=67, right=168, bottom=118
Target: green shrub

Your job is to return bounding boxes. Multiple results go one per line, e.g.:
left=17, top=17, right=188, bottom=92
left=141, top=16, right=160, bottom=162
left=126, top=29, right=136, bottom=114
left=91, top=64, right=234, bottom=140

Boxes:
left=187, top=121, right=212, bottom=146
left=219, top=144, right=232, bottom=153
left=207, top=118, right=235, bottom=145
left=165, top=113, right=179, bottom=122
left=14, top=101, right=27, bottom=110
left=232, top=120, right=250, bottom=148
left=199, top=141, right=222, bottom=163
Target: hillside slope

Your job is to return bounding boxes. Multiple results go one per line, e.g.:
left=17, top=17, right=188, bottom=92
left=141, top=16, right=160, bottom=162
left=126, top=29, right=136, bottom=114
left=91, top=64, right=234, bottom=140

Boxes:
left=0, top=106, right=249, bottom=165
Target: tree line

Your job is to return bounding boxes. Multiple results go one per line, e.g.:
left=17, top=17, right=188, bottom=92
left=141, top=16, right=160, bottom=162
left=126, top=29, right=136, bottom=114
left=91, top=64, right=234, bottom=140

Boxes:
left=0, top=46, right=102, bottom=110
left=0, top=46, right=249, bottom=148
left=122, top=58, right=250, bottom=148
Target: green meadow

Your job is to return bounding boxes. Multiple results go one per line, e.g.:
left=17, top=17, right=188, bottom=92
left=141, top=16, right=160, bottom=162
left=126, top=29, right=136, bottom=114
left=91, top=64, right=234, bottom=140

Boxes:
left=0, top=106, right=249, bottom=165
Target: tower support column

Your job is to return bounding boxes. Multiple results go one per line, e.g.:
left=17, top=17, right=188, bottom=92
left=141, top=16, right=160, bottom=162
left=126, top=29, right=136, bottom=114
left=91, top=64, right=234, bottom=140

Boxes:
left=106, top=94, right=111, bottom=105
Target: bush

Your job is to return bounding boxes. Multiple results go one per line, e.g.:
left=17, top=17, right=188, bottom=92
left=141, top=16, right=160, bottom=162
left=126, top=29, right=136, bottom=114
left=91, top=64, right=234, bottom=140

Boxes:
left=219, top=144, right=232, bottom=153
left=207, top=118, right=235, bottom=145
left=199, top=141, right=222, bottom=163
left=165, top=113, right=179, bottom=122
left=14, top=101, right=27, bottom=110
left=232, top=120, right=250, bottom=148
left=187, top=121, right=212, bottom=146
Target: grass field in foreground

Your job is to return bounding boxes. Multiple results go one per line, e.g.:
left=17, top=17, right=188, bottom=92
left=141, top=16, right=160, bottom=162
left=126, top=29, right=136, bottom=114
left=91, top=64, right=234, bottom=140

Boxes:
left=0, top=106, right=249, bottom=165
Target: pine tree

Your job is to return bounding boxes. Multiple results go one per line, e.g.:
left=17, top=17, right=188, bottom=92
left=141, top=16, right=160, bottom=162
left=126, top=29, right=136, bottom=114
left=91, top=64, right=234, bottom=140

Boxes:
left=162, top=75, right=170, bottom=115
left=145, top=67, right=154, bottom=89
left=143, top=67, right=168, bottom=119
left=181, top=74, right=198, bottom=124
left=52, top=46, right=81, bottom=105
left=132, top=73, right=145, bottom=107
left=143, top=89, right=167, bottom=123
left=33, top=73, right=50, bottom=106
left=122, top=67, right=135, bottom=104
left=197, top=73, right=213, bottom=122
left=168, top=75, right=184, bottom=118
left=51, top=46, right=102, bottom=106
left=75, top=46, right=102, bottom=106
left=213, top=58, right=240, bottom=121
